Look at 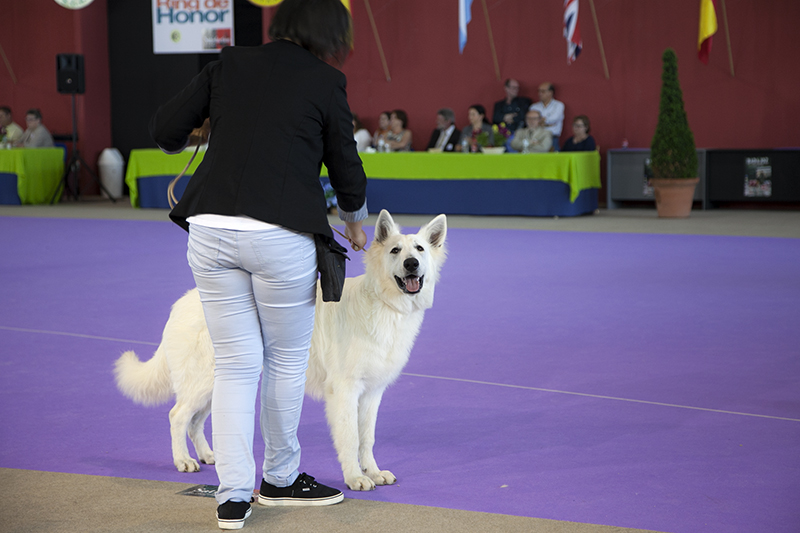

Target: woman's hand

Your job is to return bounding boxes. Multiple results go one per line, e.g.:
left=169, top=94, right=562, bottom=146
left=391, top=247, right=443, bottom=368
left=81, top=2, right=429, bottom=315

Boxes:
left=344, top=221, right=367, bottom=251
left=188, top=118, right=211, bottom=146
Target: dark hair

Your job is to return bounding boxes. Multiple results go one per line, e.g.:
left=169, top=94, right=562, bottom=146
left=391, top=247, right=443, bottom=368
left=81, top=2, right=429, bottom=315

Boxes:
left=352, top=113, right=364, bottom=131
left=391, top=109, right=408, bottom=129
left=469, top=104, right=487, bottom=123
left=26, top=108, right=43, bottom=120
left=269, top=0, right=352, bottom=65
left=574, top=114, right=591, bottom=133
left=0, top=106, right=11, bottom=115
left=437, top=108, right=455, bottom=123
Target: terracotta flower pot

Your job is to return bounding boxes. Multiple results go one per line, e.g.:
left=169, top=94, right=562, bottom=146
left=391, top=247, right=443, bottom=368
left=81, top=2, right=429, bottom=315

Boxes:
left=650, top=177, right=699, bottom=218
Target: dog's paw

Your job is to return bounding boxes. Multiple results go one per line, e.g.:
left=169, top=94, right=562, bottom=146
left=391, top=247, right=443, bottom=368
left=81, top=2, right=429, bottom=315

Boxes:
left=345, top=475, right=376, bottom=491
left=199, top=450, right=215, bottom=465
left=369, top=470, right=396, bottom=486
left=175, top=457, right=201, bottom=473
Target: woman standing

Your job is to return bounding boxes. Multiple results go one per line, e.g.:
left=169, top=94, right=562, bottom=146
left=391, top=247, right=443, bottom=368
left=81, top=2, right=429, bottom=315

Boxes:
left=457, top=104, right=493, bottom=152
left=150, top=0, right=368, bottom=529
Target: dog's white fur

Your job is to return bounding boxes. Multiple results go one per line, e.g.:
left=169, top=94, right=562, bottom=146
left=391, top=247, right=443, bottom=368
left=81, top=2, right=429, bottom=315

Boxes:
left=114, top=210, right=447, bottom=491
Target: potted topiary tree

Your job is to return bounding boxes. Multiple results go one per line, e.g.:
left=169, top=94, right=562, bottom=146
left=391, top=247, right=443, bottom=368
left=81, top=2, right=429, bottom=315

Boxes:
left=649, top=48, right=699, bottom=218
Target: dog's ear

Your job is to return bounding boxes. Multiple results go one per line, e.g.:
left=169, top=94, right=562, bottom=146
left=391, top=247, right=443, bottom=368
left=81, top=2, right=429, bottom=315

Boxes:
left=374, top=210, right=399, bottom=244
left=423, top=214, right=447, bottom=248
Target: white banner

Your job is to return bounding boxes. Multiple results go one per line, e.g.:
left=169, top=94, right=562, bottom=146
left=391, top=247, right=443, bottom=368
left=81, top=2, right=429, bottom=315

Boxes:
left=152, top=0, right=235, bottom=55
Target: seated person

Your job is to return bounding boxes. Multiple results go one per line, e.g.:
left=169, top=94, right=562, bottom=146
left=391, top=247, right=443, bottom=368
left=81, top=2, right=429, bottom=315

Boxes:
left=425, top=108, right=460, bottom=152
left=492, top=78, right=532, bottom=132
left=385, top=109, right=412, bottom=151
left=560, top=115, right=596, bottom=152
left=372, top=110, right=391, bottom=149
left=510, top=110, right=552, bottom=153
left=352, top=114, right=371, bottom=152
left=15, top=108, right=55, bottom=148
left=458, top=104, right=493, bottom=152
left=0, top=106, right=24, bottom=144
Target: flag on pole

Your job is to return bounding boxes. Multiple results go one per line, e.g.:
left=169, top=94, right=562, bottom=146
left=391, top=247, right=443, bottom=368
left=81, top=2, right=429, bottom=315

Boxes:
left=698, top=0, right=718, bottom=64
left=459, top=0, right=473, bottom=54
left=563, top=0, right=582, bottom=64
left=341, top=0, right=350, bottom=11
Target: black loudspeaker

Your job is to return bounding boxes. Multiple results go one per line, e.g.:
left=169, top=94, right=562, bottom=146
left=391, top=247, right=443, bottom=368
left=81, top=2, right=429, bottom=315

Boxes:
left=56, top=54, right=85, bottom=94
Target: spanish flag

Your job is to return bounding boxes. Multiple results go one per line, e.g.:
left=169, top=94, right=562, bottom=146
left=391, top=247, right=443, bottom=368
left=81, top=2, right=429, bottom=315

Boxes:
left=698, top=0, right=718, bottom=64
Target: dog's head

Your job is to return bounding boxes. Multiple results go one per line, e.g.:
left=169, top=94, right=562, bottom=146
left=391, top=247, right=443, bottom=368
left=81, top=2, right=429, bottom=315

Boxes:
left=365, top=210, right=447, bottom=313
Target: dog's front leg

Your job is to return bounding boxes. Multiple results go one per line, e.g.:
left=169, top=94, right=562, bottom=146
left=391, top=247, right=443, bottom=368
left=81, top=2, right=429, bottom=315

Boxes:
left=324, top=385, right=376, bottom=491
left=358, top=388, right=396, bottom=486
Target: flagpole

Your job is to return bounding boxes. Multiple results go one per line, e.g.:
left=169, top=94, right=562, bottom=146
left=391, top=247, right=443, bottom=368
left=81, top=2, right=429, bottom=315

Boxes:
left=363, top=0, right=391, bottom=82
left=0, top=43, right=17, bottom=85
left=719, top=0, right=735, bottom=77
left=480, top=0, right=501, bottom=82
left=588, top=0, right=610, bottom=79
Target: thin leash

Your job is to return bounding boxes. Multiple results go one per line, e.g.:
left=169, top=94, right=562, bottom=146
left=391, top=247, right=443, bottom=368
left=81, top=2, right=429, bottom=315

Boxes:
left=167, top=145, right=365, bottom=252
left=167, top=144, right=200, bottom=209
left=330, top=224, right=366, bottom=252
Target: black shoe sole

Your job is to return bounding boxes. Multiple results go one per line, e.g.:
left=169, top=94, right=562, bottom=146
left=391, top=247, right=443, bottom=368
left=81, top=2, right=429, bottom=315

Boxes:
left=257, top=492, right=344, bottom=507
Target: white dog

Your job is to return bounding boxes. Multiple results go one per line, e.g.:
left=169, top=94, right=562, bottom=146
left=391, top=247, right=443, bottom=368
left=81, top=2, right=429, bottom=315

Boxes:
left=114, top=210, right=447, bottom=491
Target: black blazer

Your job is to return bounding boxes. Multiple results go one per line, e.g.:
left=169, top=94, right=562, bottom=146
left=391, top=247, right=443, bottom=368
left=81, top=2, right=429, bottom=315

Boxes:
left=425, top=127, right=461, bottom=152
left=150, top=40, right=367, bottom=238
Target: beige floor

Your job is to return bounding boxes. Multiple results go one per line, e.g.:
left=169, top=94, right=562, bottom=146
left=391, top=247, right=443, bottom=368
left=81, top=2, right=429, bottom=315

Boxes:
left=2, top=198, right=795, bottom=532
left=0, top=468, right=664, bottom=533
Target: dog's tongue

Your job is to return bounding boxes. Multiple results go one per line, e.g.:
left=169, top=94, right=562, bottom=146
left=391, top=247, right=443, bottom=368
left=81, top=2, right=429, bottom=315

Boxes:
left=405, top=276, right=420, bottom=293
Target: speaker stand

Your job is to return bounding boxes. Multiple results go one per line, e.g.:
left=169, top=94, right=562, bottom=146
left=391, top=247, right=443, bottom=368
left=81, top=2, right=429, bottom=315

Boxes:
left=51, top=93, right=117, bottom=203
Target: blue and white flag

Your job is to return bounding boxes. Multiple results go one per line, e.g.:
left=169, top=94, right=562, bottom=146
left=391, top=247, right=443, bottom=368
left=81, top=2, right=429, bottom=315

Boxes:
left=459, top=0, right=473, bottom=54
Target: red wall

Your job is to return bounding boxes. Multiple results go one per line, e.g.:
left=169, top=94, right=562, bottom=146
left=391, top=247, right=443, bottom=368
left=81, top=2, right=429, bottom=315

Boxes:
left=1, top=0, right=111, bottom=195
left=337, top=0, right=800, bottom=153
left=3, top=0, right=798, bottom=198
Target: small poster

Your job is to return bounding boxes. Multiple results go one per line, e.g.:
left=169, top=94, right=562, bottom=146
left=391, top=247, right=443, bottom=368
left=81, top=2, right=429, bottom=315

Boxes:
left=643, top=157, right=654, bottom=197
left=153, top=0, right=235, bottom=55
left=744, top=156, right=772, bottom=198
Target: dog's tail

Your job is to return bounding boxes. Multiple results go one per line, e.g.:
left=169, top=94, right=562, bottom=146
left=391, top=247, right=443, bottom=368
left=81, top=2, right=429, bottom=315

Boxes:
left=114, top=348, right=173, bottom=406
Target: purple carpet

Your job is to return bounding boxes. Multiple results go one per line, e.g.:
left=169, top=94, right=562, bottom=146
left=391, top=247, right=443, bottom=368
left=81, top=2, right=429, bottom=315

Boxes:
left=1, top=216, right=798, bottom=533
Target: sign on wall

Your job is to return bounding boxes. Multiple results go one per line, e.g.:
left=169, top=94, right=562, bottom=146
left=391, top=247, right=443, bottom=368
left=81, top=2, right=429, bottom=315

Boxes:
left=152, top=0, right=235, bottom=55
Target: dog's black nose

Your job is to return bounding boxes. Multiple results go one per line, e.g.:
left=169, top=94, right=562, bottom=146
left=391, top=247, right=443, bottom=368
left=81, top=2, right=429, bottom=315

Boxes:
left=403, top=258, right=419, bottom=272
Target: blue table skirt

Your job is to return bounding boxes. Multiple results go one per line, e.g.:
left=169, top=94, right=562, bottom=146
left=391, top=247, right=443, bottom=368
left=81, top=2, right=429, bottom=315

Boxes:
left=136, top=175, right=190, bottom=209
left=0, top=173, right=22, bottom=205
left=363, top=178, right=598, bottom=217
left=138, top=175, right=598, bottom=216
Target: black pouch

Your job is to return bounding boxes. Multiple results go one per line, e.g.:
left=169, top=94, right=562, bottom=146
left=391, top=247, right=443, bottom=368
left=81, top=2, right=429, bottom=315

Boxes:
left=314, top=233, right=349, bottom=302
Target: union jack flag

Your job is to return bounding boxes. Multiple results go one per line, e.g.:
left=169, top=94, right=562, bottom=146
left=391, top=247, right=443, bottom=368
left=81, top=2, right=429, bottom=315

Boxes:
left=563, top=0, right=582, bottom=64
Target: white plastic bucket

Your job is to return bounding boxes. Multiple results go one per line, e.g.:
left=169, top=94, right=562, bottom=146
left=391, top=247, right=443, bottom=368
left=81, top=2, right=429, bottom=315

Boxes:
left=97, top=148, right=125, bottom=199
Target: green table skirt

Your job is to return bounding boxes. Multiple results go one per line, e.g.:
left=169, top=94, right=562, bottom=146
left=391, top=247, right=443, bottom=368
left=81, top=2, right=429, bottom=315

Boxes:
left=125, top=149, right=600, bottom=207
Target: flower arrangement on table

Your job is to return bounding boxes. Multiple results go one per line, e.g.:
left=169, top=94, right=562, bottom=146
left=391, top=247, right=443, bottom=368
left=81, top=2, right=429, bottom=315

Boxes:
left=475, top=123, right=511, bottom=153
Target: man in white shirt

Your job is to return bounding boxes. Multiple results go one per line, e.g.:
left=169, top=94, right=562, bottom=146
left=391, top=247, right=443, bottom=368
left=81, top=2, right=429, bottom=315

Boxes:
left=529, top=82, right=565, bottom=151
left=425, top=108, right=461, bottom=152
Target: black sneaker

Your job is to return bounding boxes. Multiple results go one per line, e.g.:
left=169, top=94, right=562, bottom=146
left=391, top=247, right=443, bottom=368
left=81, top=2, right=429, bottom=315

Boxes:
left=216, top=500, right=251, bottom=530
left=258, top=473, right=344, bottom=507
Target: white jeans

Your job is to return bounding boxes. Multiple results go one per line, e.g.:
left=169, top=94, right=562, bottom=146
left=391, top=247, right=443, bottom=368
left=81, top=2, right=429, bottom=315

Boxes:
left=187, top=223, right=317, bottom=504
